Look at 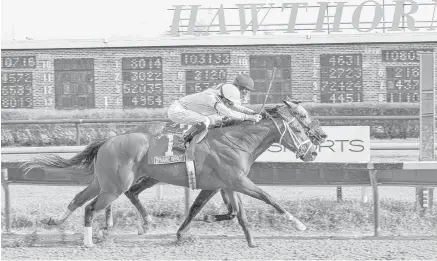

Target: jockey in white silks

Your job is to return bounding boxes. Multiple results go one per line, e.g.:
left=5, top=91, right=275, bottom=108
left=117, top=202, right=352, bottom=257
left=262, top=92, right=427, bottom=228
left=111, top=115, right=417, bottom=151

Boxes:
left=167, top=75, right=262, bottom=158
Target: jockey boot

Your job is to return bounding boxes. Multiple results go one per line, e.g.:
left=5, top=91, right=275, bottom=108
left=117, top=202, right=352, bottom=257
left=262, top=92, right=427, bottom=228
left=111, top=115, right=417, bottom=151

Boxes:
left=184, top=122, right=207, bottom=160
left=182, top=122, right=207, bottom=144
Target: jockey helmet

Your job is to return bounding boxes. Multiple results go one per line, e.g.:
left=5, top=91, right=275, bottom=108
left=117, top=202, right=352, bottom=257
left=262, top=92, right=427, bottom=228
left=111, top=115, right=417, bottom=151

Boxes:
left=233, top=74, right=254, bottom=91
left=220, top=84, right=241, bottom=105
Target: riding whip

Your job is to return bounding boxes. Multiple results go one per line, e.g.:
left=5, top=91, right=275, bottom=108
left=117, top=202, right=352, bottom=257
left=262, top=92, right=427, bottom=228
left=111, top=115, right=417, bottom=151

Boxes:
left=259, top=67, right=278, bottom=113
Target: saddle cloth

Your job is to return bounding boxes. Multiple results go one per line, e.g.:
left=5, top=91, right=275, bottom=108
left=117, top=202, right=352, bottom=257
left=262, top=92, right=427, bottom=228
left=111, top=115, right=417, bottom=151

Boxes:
left=147, top=122, right=198, bottom=190
left=147, top=122, right=191, bottom=165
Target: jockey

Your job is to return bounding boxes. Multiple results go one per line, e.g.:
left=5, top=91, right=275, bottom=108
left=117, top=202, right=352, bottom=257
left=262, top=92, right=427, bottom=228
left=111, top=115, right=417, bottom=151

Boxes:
left=167, top=77, right=262, bottom=151
left=230, top=74, right=256, bottom=102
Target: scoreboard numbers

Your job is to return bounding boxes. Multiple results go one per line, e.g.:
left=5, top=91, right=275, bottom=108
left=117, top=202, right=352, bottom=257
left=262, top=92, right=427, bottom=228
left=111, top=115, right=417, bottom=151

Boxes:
left=1, top=72, right=33, bottom=108
left=382, top=49, right=433, bottom=63
left=122, top=57, right=163, bottom=108
left=386, top=66, right=420, bottom=102
left=1, top=56, right=36, bottom=68
left=54, top=59, right=95, bottom=109
left=320, top=54, right=363, bottom=103
left=181, top=53, right=230, bottom=66
left=249, top=55, right=292, bottom=104
left=185, top=69, right=227, bottom=94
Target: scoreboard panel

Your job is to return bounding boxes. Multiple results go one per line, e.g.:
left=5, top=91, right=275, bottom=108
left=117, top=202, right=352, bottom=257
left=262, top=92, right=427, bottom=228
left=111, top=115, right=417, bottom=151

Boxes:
left=122, top=57, right=163, bottom=108
left=1, top=56, right=36, bottom=68
left=185, top=69, right=227, bottom=94
left=54, top=59, right=95, bottom=109
left=386, top=66, right=420, bottom=102
left=181, top=53, right=230, bottom=66
left=249, top=55, right=292, bottom=104
left=382, top=49, right=434, bottom=103
left=320, top=54, right=363, bottom=103
left=1, top=72, right=33, bottom=108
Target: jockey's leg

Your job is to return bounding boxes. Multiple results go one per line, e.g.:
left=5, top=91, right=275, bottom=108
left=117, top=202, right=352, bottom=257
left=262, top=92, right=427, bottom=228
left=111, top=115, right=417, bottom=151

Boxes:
left=167, top=101, right=210, bottom=151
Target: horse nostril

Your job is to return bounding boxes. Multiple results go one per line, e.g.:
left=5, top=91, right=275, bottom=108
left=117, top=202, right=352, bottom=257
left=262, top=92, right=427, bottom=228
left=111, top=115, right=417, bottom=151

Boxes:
left=311, top=152, right=318, bottom=157
left=321, top=134, right=327, bottom=139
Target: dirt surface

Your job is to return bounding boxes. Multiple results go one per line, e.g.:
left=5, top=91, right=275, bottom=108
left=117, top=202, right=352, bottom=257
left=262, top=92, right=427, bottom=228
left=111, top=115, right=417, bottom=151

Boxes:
left=2, top=231, right=437, bottom=260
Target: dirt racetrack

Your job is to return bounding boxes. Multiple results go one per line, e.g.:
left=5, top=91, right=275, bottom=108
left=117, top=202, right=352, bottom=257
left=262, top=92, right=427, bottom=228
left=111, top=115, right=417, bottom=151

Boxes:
left=2, top=149, right=437, bottom=260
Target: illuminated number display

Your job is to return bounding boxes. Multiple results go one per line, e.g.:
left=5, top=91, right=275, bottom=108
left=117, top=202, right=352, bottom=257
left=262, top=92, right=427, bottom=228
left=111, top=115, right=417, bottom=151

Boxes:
left=181, top=53, right=230, bottom=66
left=386, top=66, right=420, bottom=102
left=54, top=59, right=95, bottom=109
left=1, top=56, right=36, bottom=68
left=249, top=55, right=292, bottom=104
left=382, top=49, right=433, bottom=63
left=1, top=72, right=33, bottom=108
left=320, top=54, right=363, bottom=103
left=122, top=57, right=163, bottom=108
left=185, top=69, right=227, bottom=94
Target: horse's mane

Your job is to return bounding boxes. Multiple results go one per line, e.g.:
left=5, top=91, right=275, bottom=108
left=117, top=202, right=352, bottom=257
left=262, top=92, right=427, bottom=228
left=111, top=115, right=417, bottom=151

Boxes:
left=210, top=105, right=282, bottom=129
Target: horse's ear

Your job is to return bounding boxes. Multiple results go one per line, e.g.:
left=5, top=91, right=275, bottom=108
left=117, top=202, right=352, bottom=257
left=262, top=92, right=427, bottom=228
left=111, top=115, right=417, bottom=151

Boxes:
left=284, top=96, right=301, bottom=106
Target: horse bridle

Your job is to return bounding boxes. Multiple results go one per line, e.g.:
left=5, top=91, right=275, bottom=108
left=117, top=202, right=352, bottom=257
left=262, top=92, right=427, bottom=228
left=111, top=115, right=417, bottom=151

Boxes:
left=266, top=111, right=314, bottom=160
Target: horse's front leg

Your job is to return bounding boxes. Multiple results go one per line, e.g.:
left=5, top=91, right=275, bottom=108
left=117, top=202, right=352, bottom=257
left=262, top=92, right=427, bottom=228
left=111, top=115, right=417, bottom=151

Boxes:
left=233, top=175, right=307, bottom=231
left=202, top=189, right=237, bottom=223
left=124, top=177, right=160, bottom=235
left=176, top=190, right=219, bottom=240
left=223, top=189, right=257, bottom=248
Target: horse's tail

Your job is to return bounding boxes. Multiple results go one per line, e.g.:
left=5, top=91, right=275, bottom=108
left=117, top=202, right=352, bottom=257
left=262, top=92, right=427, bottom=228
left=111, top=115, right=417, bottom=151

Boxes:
left=20, top=139, right=107, bottom=176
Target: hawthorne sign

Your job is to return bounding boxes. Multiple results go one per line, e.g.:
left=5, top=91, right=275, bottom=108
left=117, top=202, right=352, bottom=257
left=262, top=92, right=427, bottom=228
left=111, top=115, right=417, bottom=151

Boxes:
left=170, top=0, right=437, bottom=36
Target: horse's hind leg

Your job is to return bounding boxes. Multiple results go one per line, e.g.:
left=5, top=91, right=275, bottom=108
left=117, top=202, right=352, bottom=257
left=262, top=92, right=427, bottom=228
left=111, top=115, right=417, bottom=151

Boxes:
left=176, top=190, right=219, bottom=240
left=84, top=191, right=122, bottom=247
left=97, top=205, right=114, bottom=238
left=233, top=175, right=307, bottom=231
left=124, top=177, right=160, bottom=235
left=41, top=177, right=100, bottom=226
left=203, top=189, right=237, bottom=223
left=224, top=189, right=256, bottom=248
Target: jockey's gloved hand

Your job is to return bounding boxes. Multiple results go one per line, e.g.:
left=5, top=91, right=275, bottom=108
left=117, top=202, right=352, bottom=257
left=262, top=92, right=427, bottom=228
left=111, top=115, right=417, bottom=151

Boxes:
left=247, top=114, right=262, bottom=123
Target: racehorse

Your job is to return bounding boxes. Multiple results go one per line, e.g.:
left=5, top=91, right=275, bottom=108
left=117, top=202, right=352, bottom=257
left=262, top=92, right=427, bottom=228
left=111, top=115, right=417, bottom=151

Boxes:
left=21, top=99, right=325, bottom=248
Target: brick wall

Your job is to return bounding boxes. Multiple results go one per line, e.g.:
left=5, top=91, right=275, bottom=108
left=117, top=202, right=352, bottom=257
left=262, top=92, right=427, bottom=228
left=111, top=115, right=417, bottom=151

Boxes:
left=2, top=40, right=436, bottom=110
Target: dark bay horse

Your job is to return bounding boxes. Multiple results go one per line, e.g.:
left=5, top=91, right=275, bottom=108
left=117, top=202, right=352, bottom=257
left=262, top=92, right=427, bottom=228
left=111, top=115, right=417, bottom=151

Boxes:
left=21, top=100, right=323, bottom=247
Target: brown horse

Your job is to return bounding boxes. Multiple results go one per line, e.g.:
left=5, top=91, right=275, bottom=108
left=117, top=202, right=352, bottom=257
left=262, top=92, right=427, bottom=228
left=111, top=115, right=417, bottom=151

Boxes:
left=22, top=100, right=323, bottom=248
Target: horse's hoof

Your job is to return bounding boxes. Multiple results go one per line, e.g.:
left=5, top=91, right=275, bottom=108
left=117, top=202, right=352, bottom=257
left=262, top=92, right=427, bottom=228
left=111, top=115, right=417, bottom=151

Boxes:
left=203, top=215, right=215, bottom=223
left=137, top=226, right=145, bottom=235
left=84, top=242, right=95, bottom=248
left=84, top=238, right=95, bottom=248
left=248, top=243, right=258, bottom=248
left=40, top=217, right=57, bottom=226
left=138, top=224, right=150, bottom=235
left=97, top=227, right=112, bottom=239
left=176, top=231, right=184, bottom=240
left=294, top=221, right=307, bottom=232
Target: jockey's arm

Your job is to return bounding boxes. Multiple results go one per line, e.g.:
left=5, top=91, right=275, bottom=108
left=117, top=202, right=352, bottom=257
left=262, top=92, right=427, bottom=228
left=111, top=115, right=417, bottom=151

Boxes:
left=231, top=103, right=256, bottom=114
left=215, top=102, right=251, bottom=121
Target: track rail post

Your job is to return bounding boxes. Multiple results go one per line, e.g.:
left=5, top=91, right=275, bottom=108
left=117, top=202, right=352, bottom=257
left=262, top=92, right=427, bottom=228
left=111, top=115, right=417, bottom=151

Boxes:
left=336, top=186, right=343, bottom=202
left=1, top=169, right=12, bottom=232
left=368, top=165, right=381, bottom=237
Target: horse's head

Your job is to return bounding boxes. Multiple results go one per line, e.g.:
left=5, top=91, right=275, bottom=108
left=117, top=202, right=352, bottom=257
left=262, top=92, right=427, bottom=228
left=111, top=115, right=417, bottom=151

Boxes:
left=282, top=97, right=327, bottom=146
left=262, top=106, right=318, bottom=162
